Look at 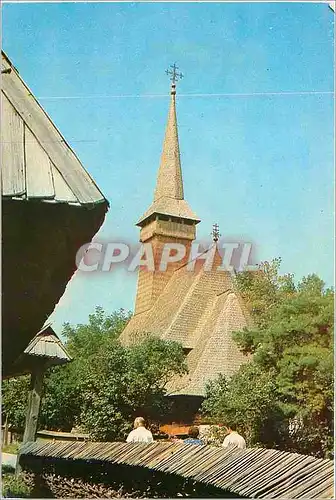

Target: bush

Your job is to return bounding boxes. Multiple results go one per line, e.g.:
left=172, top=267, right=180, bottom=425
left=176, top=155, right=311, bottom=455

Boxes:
left=2, top=473, right=32, bottom=498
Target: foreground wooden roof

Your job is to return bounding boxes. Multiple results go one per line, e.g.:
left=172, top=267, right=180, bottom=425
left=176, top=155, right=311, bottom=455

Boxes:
left=1, top=51, right=106, bottom=206
left=20, top=440, right=334, bottom=499
left=23, top=325, right=71, bottom=361
left=2, top=51, right=109, bottom=376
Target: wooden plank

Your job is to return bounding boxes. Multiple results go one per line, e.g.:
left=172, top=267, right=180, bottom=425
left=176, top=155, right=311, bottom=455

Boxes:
left=25, top=126, right=55, bottom=199
left=22, top=367, right=45, bottom=444
left=51, top=163, right=79, bottom=203
left=17, top=365, right=45, bottom=475
left=37, top=429, right=89, bottom=439
left=17, top=440, right=335, bottom=499
left=1, top=61, right=105, bottom=205
left=1, top=93, right=25, bottom=196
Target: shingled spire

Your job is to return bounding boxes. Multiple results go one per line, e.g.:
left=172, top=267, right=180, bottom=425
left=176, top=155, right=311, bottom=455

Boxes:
left=134, top=65, right=200, bottom=315
left=154, top=80, right=184, bottom=201
left=137, top=65, right=199, bottom=226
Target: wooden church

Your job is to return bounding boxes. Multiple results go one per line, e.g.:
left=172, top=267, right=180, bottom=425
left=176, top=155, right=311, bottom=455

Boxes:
left=120, top=67, right=251, bottom=433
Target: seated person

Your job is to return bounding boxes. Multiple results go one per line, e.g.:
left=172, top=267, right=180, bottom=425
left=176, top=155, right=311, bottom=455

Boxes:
left=183, top=426, right=203, bottom=445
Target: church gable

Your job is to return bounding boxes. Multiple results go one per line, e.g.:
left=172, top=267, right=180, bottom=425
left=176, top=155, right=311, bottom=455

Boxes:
left=120, top=263, right=201, bottom=344
left=167, top=289, right=251, bottom=396
left=164, top=267, right=233, bottom=348
left=121, top=262, right=251, bottom=397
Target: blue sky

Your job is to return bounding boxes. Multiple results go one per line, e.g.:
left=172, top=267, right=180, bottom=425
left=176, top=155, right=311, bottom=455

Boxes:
left=2, top=2, right=334, bottom=335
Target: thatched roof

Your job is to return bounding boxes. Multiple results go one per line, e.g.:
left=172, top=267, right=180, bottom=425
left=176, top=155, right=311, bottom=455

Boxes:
left=20, top=440, right=335, bottom=499
left=2, top=51, right=109, bottom=376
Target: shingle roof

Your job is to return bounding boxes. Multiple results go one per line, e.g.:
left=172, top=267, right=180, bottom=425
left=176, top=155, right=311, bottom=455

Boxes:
left=5, top=324, right=72, bottom=377
left=24, top=324, right=72, bottom=362
left=137, top=197, right=199, bottom=226
left=137, top=85, right=199, bottom=225
left=1, top=51, right=107, bottom=206
left=120, top=248, right=251, bottom=396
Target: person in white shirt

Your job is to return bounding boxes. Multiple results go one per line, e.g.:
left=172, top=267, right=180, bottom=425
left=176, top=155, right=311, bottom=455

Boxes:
left=126, top=417, right=154, bottom=444
left=222, top=424, right=246, bottom=450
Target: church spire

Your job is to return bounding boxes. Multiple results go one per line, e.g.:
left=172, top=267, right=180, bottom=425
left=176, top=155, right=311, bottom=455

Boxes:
left=154, top=77, right=183, bottom=201
left=134, top=65, right=199, bottom=315
left=137, top=64, right=199, bottom=226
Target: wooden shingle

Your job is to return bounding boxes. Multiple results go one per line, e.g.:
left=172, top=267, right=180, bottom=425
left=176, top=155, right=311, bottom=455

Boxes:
left=1, top=51, right=106, bottom=206
left=120, top=252, right=251, bottom=396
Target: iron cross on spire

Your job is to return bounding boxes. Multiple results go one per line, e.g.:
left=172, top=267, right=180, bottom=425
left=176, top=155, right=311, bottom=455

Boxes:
left=165, top=63, right=183, bottom=84
left=212, top=223, right=221, bottom=243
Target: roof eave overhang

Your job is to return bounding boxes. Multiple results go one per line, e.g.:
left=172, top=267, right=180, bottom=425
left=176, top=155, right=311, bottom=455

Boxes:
left=136, top=211, right=201, bottom=227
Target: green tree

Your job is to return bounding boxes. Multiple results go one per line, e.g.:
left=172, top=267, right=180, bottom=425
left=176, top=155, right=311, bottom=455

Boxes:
left=234, top=258, right=296, bottom=327
left=79, top=336, right=187, bottom=441
left=63, top=306, right=132, bottom=356
left=40, top=307, right=133, bottom=431
left=203, top=261, right=334, bottom=458
left=2, top=376, right=30, bottom=430
left=2, top=307, right=187, bottom=441
left=202, top=365, right=284, bottom=448
left=40, top=364, right=82, bottom=431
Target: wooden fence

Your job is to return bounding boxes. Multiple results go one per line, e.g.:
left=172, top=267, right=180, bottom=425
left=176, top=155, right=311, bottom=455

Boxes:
left=19, top=440, right=334, bottom=499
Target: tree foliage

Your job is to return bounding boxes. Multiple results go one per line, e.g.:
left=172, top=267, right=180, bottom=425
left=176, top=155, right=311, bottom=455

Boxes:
left=2, top=376, right=30, bottom=430
left=202, top=365, right=283, bottom=447
left=2, top=307, right=187, bottom=441
left=79, top=335, right=187, bottom=440
left=202, top=259, right=334, bottom=458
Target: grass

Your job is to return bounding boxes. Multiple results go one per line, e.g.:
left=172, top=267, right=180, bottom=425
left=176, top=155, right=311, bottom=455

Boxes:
left=2, top=442, right=20, bottom=454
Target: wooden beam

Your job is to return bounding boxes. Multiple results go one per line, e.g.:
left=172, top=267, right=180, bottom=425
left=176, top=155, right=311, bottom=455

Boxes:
left=17, top=364, right=45, bottom=475
left=22, top=365, right=45, bottom=444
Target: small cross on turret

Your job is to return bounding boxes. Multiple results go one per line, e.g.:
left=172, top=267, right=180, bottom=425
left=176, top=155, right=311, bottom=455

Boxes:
left=212, top=223, right=221, bottom=243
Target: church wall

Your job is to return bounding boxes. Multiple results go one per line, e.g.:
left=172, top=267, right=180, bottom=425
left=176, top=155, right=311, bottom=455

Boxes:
left=135, top=232, right=194, bottom=315
left=158, top=395, right=204, bottom=434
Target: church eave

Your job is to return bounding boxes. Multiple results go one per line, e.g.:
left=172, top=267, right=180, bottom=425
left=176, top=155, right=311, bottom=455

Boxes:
left=136, top=198, right=200, bottom=227
left=137, top=211, right=200, bottom=227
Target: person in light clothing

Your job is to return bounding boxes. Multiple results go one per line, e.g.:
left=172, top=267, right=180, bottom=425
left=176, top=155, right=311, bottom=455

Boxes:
left=126, top=417, right=154, bottom=444
left=222, top=424, right=246, bottom=449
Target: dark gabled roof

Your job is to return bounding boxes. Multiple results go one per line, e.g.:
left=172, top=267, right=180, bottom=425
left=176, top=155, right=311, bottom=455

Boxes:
left=2, top=51, right=109, bottom=377
left=1, top=51, right=108, bottom=207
